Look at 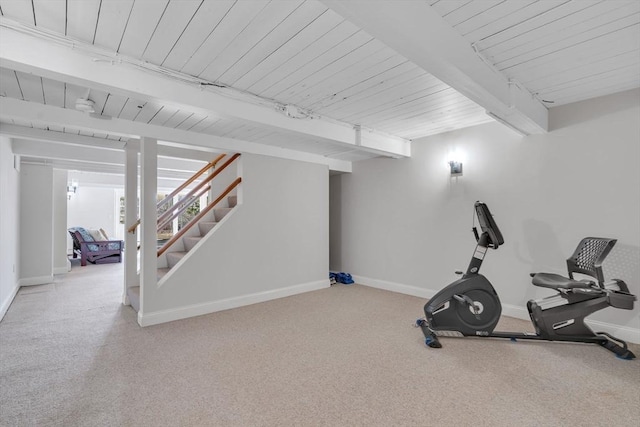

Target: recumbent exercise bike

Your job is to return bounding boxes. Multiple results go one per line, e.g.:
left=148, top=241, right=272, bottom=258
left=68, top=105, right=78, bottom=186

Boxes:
left=416, top=201, right=637, bottom=359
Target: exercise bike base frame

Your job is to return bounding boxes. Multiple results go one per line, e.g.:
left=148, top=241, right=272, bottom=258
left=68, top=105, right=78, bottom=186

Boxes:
left=418, top=319, right=636, bottom=359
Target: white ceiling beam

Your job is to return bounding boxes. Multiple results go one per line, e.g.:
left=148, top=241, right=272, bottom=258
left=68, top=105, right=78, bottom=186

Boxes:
left=20, top=158, right=196, bottom=191
left=20, top=156, right=127, bottom=175
left=65, top=169, right=191, bottom=192
left=19, top=156, right=199, bottom=184
left=0, top=124, right=223, bottom=162
left=0, top=21, right=406, bottom=158
left=0, top=97, right=352, bottom=172
left=0, top=123, right=128, bottom=149
left=13, top=138, right=124, bottom=165
left=14, top=141, right=204, bottom=188
left=321, top=0, right=548, bottom=135
left=11, top=136, right=205, bottom=176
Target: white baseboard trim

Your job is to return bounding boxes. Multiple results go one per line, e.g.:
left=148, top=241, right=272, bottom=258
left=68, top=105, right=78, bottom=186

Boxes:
left=352, top=275, right=434, bottom=299
left=53, top=266, right=68, bottom=275
left=584, top=319, right=640, bottom=345
left=18, top=275, right=54, bottom=287
left=0, top=282, right=20, bottom=321
left=500, top=303, right=529, bottom=320
left=138, top=279, right=330, bottom=327
left=356, top=276, right=640, bottom=344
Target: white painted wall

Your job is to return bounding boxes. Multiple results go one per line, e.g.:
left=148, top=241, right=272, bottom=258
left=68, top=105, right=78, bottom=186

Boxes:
left=0, top=136, right=20, bottom=319
left=19, top=162, right=54, bottom=285
left=53, top=169, right=69, bottom=274
left=331, top=89, right=640, bottom=341
left=141, top=153, right=329, bottom=323
left=67, top=186, right=121, bottom=250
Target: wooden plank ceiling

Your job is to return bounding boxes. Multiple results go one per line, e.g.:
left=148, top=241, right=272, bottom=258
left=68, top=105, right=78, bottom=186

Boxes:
left=429, top=0, right=640, bottom=106
left=0, top=0, right=638, bottom=161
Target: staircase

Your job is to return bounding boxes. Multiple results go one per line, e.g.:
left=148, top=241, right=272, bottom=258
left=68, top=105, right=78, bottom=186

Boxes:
left=158, top=195, right=237, bottom=281
left=126, top=154, right=241, bottom=313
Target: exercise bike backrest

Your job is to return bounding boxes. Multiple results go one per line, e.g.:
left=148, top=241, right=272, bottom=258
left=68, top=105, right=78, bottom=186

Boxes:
left=566, top=237, right=616, bottom=288
left=473, top=201, right=504, bottom=249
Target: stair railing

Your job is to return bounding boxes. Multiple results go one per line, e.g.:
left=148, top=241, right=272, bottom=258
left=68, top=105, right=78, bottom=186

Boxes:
left=127, top=153, right=240, bottom=239
left=127, top=155, right=224, bottom=234
left=157, top=177, right=242, bottom=257
left=156, top=184, right=211, bottom=232
left=155, top=153, right=240, bottom=229
left=156, top=153, right=225, bottom=211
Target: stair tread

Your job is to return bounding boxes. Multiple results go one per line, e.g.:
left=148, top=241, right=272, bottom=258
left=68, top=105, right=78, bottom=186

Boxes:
left=183, top=235, right=203, bottom=252
left=157, top=268, right=170, bottom=280
left=198, top=221, right=218, bottom=236
left=166, top=251, right=187, bottom=258
left=165, top=251, right=187, bottom=269
left=214, top=207, right=233, bottom=221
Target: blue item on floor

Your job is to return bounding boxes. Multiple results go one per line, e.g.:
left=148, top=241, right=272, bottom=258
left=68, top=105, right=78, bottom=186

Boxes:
left=336, top=272, right=354, bottom=284
left=329, top=272, right=337, bottom=285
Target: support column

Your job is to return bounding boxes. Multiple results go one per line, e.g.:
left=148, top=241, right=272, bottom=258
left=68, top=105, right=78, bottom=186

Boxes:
left=139, top=137, right=158, bottom=324
left=123, top=141, right=138, bottom=305
left=172, top=195, right=179, bottom=236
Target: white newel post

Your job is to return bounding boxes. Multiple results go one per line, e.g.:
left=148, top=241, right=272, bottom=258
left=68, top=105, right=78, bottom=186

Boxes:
left=123, top=141, right=138, bottom=305
left=139, top=137, right=158, bottom=324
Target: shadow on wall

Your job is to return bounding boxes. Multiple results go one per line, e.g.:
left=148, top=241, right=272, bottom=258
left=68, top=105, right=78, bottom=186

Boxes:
left=517, top=223, right=639, bottom=326
left=605, top=244, right=640, bottom=288
left=549, top=89, right=640, bottom=131
left=604, top=243, right=640, bottom=322
left=515, top=219, right=565, bottom=302
left=329, top=175, right=343, bottom=272
left=516, top=219, right=565, bottom=272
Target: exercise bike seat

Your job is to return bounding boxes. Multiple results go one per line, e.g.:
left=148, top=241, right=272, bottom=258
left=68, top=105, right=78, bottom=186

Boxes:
left=532, top=273, right=595, bottom=290
left=532, top=238, right=617, bottom=291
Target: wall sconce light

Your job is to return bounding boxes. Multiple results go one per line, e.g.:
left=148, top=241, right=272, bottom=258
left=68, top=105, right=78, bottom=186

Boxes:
left=446, top=148, right=465, bottom=177
left=448, top=160, right=463, bottom=176
left=67, top=181, right=78, bottom=200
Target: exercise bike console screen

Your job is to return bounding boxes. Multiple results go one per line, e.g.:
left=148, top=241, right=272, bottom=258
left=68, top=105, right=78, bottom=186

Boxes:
left=474, top=202, right=504, bottom=248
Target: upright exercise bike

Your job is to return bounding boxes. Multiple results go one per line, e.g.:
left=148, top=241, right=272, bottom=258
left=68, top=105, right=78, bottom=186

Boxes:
left=416, top=201, right=637, bottom=359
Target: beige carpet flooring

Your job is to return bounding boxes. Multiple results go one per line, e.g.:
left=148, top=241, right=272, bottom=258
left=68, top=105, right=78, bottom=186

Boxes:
left=1, top=261, right=639, bottom=427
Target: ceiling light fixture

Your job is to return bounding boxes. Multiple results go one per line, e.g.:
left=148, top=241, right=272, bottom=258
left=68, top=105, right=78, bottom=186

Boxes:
left=75, top=98, right=95, bottom=113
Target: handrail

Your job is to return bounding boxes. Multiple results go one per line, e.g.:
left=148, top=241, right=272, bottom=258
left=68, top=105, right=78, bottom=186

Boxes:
left=156, top=153, right=225, bottom=211
left=127, top=219, right=140, bottom=234
left=127, top=153, right=234, bottom=234
left=157, top=184, right=211, bottom=232
left=157, top=152, right=241, bottom=228
left=158, top=177, right=242, bottom=257
left=171, top=153, right=241, bottom=212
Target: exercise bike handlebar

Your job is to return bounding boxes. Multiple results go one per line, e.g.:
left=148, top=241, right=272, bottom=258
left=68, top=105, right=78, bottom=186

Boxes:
left=474, top=201, right=504, bottom=249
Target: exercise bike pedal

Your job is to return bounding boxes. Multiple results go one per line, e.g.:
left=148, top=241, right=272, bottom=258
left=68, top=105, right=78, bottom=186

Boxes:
left=453, top=293, right=481, bottom=320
